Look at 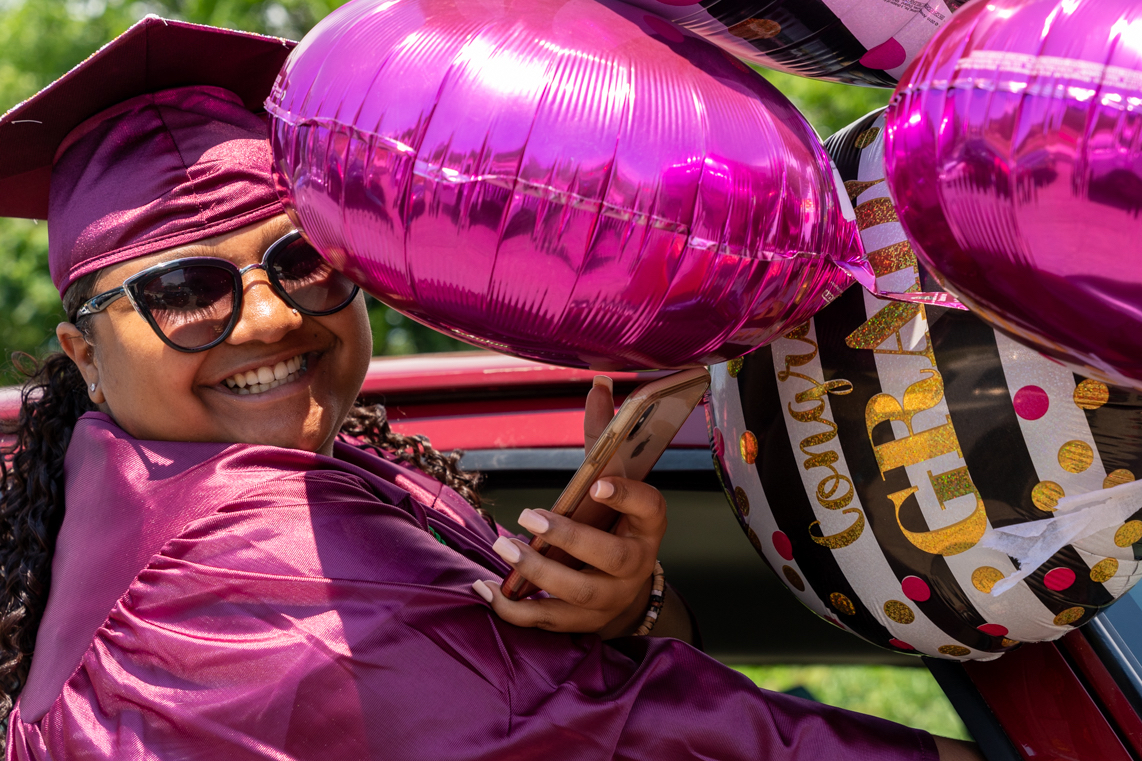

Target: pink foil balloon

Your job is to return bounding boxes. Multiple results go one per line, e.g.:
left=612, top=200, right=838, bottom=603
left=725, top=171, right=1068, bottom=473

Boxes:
left=885, top=0, right=1142, bottom=390
left=618, top=0, right=971, bottom=88
left=267, top=0, right=861, bottom=371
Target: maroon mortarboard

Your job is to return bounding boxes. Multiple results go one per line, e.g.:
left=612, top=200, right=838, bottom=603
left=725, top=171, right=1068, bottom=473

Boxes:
left=0, top=16, right=297, bottom=295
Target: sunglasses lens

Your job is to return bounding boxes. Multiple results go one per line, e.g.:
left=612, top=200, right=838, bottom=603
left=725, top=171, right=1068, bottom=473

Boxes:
left=271, top=238, right=357, bottom=313
left=138, top=266, right=235, bottom=349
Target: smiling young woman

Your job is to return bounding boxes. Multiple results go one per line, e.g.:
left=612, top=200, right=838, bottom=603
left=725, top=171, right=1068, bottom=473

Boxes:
left=0, top=16, right=977, bottom=761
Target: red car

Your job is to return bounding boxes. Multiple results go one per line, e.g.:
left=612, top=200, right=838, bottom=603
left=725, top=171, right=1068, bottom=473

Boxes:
left=2, top=351, right=1136, bottom=760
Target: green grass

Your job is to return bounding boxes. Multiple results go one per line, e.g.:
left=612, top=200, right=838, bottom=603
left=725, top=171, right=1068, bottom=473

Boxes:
left=731, top=665, right=972, bottom=741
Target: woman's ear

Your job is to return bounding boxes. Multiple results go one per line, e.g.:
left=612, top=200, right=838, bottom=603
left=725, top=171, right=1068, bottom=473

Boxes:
left=57, top=322, right=104, bottom=404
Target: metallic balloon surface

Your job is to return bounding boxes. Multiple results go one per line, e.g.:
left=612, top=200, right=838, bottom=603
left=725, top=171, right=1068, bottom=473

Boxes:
left=268, top=0, right=859, bottom=371
left=708, top=109, right=1142, bottom=661
left=618, top=0, right=970, bottom=87
left=885, top=0, right=1142, bottom=390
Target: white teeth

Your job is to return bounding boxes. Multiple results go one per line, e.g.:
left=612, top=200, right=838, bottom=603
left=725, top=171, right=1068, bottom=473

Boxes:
left=224, top=354, right=307, bottom=396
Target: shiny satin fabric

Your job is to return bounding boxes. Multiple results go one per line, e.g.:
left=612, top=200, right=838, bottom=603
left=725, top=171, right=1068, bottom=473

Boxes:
left=268, top=0, right=860, bottom=371
left=885, top=0, right=1142, bottom=391
left=617, top=0, right=971, bottom=87
left=8, top=413, right=938, bottom=760
left=49, top=86, right=284, bottom=296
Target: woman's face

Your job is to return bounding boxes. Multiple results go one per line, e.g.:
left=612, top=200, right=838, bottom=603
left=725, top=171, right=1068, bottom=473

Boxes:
left=58, top=214, right=373, bottom=455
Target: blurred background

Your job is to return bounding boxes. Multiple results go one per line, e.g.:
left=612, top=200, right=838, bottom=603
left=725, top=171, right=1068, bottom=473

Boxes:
left=0, top=0, right=965, bottom=740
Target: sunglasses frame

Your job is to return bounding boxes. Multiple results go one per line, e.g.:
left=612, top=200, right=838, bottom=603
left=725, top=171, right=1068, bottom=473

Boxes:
left=76, top=230, right=359, bottom=353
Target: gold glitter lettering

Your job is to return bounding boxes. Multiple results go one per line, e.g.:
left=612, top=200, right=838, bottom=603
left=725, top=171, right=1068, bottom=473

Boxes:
left=776, top=329, right=863, bottom=527
left=810, top=508, right=865, bottom=550
left=867, top=371, right=962, bottom=477
left=855, top=196, right=897, bottom=230
left=888, top=466, right=987, bottom=556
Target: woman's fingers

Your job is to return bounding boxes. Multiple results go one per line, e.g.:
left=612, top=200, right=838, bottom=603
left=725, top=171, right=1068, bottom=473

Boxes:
left=472, top=577, right=622, bottom=633
left=583, top=375, right=614, bottom=452
left=490, top=535, right=631, bottom=610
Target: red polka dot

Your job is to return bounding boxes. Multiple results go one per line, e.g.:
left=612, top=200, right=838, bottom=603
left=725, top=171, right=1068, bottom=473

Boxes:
left=888, top=638, right=914, bottom=650
left=978, top=623, right=1009, bottom=637
left=901, top=575, right=931, bottom=602
left=1013, top=385, right=1050, bottom=420
left=1044, top=567, right=1076, bottom=591
left=772, top=531, right=794, bottom=561
left=644, top=15, right=684, bottom=43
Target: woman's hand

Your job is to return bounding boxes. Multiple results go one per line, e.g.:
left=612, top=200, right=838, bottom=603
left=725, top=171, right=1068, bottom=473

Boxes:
left=472, top=376, right=688, bottom=641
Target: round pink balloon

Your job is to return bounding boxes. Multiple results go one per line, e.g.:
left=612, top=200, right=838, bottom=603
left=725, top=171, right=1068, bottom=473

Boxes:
left=268, top=0, right=860, bottom=370
left=885, top=0, right=1142, bottom=390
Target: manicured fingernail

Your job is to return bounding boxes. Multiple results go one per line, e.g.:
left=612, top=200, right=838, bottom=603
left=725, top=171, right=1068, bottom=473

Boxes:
left=591, top=480, right=614, bottom=500
left=472, top=580, right=494, bottom=603
left=492, top=537, right=522, bottom=564
left=517, top=508, right=550, bottom=535
left=593, top=375, right=613, bottom=392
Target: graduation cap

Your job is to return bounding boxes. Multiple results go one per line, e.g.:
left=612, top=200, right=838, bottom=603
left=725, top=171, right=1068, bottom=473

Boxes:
left=0, top=16, right=297, bottom=295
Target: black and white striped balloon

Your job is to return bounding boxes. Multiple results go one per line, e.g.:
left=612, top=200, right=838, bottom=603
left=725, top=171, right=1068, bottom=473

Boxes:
left=707, top=109, right=1142, bottom=660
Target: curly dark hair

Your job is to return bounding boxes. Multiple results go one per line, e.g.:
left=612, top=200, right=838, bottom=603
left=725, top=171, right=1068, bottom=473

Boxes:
left=0, top=271, right=484, bottom=738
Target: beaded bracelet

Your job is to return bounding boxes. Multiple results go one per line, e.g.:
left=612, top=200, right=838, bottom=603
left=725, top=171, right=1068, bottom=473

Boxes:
left=633, top=561, right=666, bottom=636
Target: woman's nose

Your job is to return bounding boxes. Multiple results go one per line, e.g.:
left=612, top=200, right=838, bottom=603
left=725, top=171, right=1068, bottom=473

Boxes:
left=226, top=271, right=302, bottom=345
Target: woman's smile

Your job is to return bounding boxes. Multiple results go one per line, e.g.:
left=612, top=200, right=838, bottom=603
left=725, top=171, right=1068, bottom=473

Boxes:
left=220, top=351, right=310, bottom=395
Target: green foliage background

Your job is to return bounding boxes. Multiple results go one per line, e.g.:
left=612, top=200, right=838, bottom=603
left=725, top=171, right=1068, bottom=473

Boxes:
left=0, top=1, right=888, bottom=384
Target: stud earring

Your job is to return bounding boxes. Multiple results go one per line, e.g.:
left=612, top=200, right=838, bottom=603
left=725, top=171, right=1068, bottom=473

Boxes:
left=292, top=308, right=299, bottom=315
left=90, top=382, right=96, bottom=392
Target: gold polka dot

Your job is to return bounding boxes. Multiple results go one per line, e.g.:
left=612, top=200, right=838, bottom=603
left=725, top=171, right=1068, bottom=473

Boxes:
left=938, top=644, right=971, bottom=657
left=1058, top=440, right=1094, bottom=473
left=1031, top=480, right=1064, bottom=512
left=734, top=486, right=750, bottom=517
left=1074, top=379, right=1110, bottom=410
left=727, top=18, right=781, bottom=40
left=783, top=565, right=805, bottom=592
left=1000, top=638, right=1020, bottom=648
left=972, top=566, right=1005, bottom=594
left=855, top=127, right=881, bottom=149
left=1115, top=520, right=1142, bottom=548
left=1104, top=469, right=1135, bottom=489
left=740, top=431, right=759, bottom=464
left=1090, top=557, right=1119, bottom=584
left=830, top=592, right=856, bottom=616
left=884, top=600, right=915, bottom=624
left=747, top=527, right=763, bottom=554
left=727, top=357, right=744, bottom=377
left=1054, top=606, right=1085, bottom=627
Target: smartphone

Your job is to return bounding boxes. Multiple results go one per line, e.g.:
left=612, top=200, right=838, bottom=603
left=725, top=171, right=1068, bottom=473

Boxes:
left=502, top=367, right=711, bottom=601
